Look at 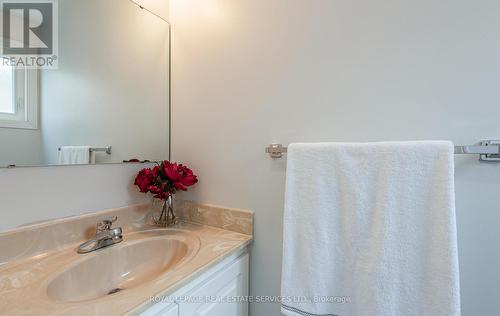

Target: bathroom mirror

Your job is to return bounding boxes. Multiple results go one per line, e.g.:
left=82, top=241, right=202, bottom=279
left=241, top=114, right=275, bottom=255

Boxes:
left=0, top=0, right=170, bottom=167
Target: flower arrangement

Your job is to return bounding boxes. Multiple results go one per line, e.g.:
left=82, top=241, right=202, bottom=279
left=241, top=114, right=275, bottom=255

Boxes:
left=134, top=160, right=198, bottom=226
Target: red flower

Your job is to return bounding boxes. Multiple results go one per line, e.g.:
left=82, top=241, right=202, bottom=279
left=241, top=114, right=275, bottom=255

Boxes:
left=147, top=185, right=169, bottom=199
left=134, top=168, right=158, bottom=192
left=162, top=161, right=198, bottom=191
left=134, top=161, right=198, bottom=200
left=162, top=161, right=180, bottom=182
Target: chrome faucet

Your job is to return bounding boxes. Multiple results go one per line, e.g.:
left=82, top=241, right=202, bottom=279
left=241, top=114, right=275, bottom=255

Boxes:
left=77, top=216, right=123, bottom=254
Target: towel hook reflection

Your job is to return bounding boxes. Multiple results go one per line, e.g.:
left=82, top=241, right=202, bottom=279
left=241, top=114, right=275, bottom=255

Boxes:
left=58, top=146, right=112, bottom=155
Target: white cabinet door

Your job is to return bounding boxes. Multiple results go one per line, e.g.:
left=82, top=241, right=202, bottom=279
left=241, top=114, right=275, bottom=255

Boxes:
left=179, top=253, right=249, bottom=316
left=139, top=302, right=178, bottom=316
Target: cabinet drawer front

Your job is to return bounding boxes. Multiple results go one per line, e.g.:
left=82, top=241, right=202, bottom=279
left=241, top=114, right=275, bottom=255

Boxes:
left=140, top=302, right=179, bottom=316
left=179, top=253, right=249, bottom=316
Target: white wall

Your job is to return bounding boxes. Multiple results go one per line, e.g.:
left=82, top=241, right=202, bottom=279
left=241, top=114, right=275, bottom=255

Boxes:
left=40, top=0, right=169, bottom=164
left=170, top=0, right=500, bottom=315
left=0, top=163, right=149, bottom=231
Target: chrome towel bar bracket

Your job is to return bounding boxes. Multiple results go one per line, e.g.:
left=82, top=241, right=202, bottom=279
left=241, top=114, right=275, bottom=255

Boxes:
left=265, top=143, right=288, bottom=158
left=265, top=140, right=500, bottom=162
left=91, top=146, right=112, bottom=155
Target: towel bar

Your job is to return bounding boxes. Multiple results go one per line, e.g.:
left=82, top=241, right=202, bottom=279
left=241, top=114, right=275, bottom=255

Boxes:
left=58, top=146, right=112, bottom=155
left=265, top=140, right=500, bottom=161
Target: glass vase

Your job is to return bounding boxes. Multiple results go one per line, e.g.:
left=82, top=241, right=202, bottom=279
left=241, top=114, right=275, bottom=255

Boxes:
left=153, top=195, right=176, bottom=227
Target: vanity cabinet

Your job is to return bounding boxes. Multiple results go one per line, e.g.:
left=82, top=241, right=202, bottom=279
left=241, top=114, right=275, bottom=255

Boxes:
left=146, top=303, right=179, bottom=316
left=140, top=251, right=249, bottom=316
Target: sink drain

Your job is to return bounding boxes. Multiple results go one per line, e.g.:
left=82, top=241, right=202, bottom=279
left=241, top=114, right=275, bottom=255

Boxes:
left=107, top=288, right=123, bottom=295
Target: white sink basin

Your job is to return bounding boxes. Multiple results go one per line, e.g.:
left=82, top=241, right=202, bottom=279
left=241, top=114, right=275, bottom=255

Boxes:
left=46, top=232, right=198, bottom=302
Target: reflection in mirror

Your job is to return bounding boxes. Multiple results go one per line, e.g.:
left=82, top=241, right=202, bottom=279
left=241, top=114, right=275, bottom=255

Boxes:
left=0, top=0, right=170, bottom=167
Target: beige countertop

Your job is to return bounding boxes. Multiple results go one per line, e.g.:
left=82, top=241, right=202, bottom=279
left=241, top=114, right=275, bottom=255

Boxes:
left=0, top=202, right=253, bottom=315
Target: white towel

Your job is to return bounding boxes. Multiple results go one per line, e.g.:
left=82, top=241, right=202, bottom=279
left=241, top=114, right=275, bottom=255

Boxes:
left=58, top=146, right=92, bottom=165
left=281, top=141, right=460, bottom=316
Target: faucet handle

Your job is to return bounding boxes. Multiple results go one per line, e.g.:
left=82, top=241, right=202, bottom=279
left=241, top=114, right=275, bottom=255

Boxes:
left=96, top=216, right=117, bottom=232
